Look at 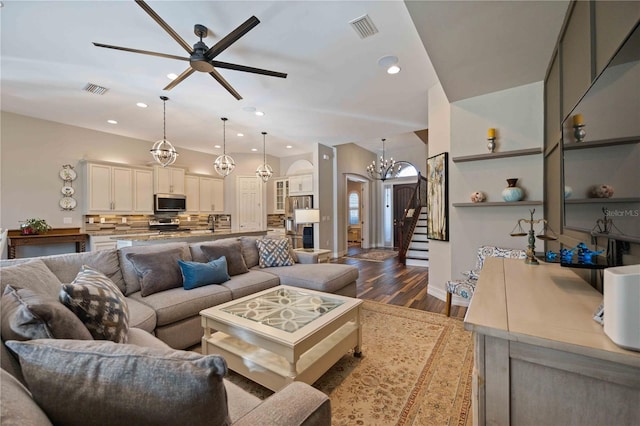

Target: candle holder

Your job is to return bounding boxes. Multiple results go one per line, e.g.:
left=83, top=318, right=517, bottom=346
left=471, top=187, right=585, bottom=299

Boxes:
left=510, top=209, right=558, bottom=265
left=573, top=123, right=586, bottom=142
left=487, top=137, right=496, bottom=153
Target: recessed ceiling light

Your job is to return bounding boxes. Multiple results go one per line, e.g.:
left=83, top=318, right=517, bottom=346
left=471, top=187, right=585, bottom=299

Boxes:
left=107, top=119, right=118, bottom=124
left=167, top=73, right=178, bottom=80
left=214, top=145, right=221, bottom=149
left=237, top=133, right=244, bottom=137
left=251, top=148, right=258, bottom=152
left=255, top=111, right=265, bottom=117
left=136, top=102, right=148, bottom=108
left=378, top=55, right=401, bottom=74
left=286, top=145, right=293, bottom=149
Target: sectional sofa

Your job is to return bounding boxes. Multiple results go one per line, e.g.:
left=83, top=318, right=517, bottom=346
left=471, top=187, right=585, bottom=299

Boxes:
left=0, top=235, right=359, bottom=425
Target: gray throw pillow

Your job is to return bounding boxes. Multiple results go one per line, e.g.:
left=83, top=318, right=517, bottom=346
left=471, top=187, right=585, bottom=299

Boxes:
left=256, top=238, right=295, bottom=268
left=59, top=265, right=129, bottom=343
left=0, top=259, right=63, bottom=298
left=126, top=248, right=184, bottom=296
left=1, top=285, right=92, bottom=341
left=201, top=240, right=249, bottom=276
left=6, top=339, right=230, bottom=426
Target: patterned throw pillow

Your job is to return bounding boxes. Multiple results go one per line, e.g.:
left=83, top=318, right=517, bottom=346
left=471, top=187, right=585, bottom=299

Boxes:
left=59, top=265, right=129, bottom=343
left=256, top=238, right=295, bottom=268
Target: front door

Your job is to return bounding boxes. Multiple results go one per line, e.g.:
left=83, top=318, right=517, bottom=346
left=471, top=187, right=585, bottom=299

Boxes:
left=393, top=184, right=414, bottom=249
left=237, top=176, right=263, bottom=231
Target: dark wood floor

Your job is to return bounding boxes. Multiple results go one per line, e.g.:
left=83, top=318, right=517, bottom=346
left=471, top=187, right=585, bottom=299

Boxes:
left=331, top=246, right=467, bottom=319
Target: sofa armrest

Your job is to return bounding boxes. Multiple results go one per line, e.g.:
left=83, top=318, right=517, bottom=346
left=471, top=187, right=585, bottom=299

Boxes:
left=232, top=382, right=330, bottom=426
left=295, top=251, right=319, bottom=264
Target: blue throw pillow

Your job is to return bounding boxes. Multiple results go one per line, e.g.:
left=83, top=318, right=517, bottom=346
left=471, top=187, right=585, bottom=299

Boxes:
left=178, top=257, right=230, bottom=290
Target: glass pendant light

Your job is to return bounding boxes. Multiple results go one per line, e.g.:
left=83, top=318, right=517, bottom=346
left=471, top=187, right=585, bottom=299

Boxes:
left=256, top=131, right=273, bottom=182
left=214, top=117, right=235, bottom=177
left=150, top=96, right=178, bottom=167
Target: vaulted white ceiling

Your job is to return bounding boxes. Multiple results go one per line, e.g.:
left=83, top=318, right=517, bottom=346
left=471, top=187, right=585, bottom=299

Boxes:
left=0, top=1, right=569, bottom=159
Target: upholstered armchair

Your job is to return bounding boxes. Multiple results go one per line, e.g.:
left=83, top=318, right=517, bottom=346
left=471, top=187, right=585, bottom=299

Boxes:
left=445, top=245, right=526, bottom=316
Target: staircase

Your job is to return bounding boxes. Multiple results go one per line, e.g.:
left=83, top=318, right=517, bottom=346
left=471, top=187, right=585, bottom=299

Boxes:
left=405, top=210, right=429, bottom=267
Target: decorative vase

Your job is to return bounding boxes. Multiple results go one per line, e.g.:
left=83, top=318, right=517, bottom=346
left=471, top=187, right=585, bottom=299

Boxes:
left=590, top=184, right=614, bottom=198
left=487, top=138, right=496, bottom=153
left=502, top=178, right=524, bottom=202
left=573, top=124, right=586, bottom=143
left=470, top=191, right=486, bottom=203
left=564, top=185, right=573, bottom=199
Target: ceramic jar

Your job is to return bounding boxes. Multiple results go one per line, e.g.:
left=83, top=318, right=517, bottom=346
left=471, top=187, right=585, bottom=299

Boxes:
left=590, top=184, right=614, bottom=198
left=470, top=191, right=486, bottom=203
left=564, top=185, right=573, bottom=199
left=502, top=178, right=524, bottom=202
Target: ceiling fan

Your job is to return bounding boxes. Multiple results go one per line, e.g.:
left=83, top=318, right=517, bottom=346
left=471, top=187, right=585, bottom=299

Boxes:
left=93, top=0, right=287, bottom=100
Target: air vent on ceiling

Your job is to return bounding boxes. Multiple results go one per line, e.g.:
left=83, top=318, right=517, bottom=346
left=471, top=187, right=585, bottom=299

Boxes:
left=349, top=14, right=378, bottom=39
left=83, top=83, right=109, bottom=95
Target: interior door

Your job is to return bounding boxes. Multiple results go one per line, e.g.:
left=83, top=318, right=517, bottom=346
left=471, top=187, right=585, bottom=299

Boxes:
left=393, top=184, right=414, bottom=249
left=237, top=177, right=263, bottom=231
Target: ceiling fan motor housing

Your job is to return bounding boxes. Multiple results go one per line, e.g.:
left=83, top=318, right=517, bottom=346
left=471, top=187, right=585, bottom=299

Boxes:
left=190, top=40, right=215, bottom=72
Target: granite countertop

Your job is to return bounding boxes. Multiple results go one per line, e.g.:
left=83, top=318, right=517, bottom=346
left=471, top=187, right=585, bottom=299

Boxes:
left=112, top=229, right=267, bottom=242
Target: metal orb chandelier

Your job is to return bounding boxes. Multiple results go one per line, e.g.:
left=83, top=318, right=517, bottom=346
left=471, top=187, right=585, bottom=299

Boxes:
left=214, top=117, right=235, bottom=177
left=366, top=138, right=404, bottom=181
left=255, top=131, right=273, bottom=182
left=150, top=96, right=178, bottom=167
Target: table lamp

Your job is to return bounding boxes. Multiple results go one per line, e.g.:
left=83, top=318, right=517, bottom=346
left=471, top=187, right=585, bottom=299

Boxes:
left=294, top=208, right=320, bottom=250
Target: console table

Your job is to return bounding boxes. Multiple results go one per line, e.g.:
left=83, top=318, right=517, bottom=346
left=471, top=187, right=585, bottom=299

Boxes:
left=464, top=257, right=640, bottom=426
left=7, top=228, right=89, bottom=259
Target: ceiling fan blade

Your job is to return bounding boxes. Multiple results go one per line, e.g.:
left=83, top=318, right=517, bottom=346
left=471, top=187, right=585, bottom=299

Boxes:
left=135, top=0, right=193, bottom=54
left=210, top=61, right=287, bottom=78
left=205, top=16, right=260, bottom=59
left=93, top=43, right=190, bottom=61
left=209, top=69, right=242, bottom=100
left=163, top=68, right=195, bottom=91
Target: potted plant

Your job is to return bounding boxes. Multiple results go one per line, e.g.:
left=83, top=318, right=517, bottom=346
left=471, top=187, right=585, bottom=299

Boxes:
left=20, top=218, right=52, bottom=235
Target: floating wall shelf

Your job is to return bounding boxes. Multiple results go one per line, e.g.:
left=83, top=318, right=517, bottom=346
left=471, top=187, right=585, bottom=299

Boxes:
left=565, top=197, right=640, bottom=204
left=453, top=201, right=543, bottom=207
left=452, top=148, right=543, bottom=163
left=563, top=136, right=639, bottom=151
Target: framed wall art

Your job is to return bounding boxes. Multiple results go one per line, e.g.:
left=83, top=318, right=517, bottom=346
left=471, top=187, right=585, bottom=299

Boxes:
left=426, top=152, right=449, bottom=241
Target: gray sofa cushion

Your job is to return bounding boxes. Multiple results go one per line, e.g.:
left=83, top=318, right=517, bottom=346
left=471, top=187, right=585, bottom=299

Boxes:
left=41, top=249, right=125, bottom=294
left=126, top=249, right=184, bottom=296
left=0, top=259, right=62, bottom=298
left=118, top=243, right=192, bottom=296
left=263, top=264, right=359, bottom=294
left=1, top=285, right=92, bottom=341
left=1, top=369, right=52, bottom=426
left=200, top=240, right=249, bottom=276
left=7, top=339, right=230, bottom=426
left=59, top=266, right=129, bottom=343
left=220, top=270, right=281, bottom=300
left=125, top=297, right=157, bottom=332
left=129, top=284, right=232, bottom=327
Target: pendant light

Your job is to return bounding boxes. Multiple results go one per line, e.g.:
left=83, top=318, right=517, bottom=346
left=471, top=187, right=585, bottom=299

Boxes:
left=255, top=131, right=273, bottom=182
left=150, top=96, right=178, bottom=167
left=366, top=138, right=404, bottom=181
left=214, top=117, right=235, bottom=177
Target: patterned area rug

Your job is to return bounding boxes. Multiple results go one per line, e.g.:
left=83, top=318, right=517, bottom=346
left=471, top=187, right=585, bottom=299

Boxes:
left=225, top=300, right=474, bottom=425
left=344, top=250, right=398, bottom=262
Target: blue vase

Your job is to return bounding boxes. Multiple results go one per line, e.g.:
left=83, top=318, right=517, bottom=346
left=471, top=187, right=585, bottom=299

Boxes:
left=502, top=178, right=523, bottom=202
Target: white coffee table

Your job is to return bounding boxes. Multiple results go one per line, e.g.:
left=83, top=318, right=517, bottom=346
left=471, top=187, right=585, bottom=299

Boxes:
left=200, top=286, right=362, bottom=391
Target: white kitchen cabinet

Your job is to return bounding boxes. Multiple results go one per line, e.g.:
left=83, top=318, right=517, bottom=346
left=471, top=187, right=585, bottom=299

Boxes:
left=85, top=163, right=133, bottom=213
left=273, top=178, right=289, bottom=213
left=200, top=177, right=225, bottom=213
left=185, top=175, right=200, bottom=213
left=154, top=166, right=185, bottom=194
left=288, top=174, right=312, bottom=195
left=89, top=235, right=118, bottom=252
left=133, top=169, right=154, bottom=213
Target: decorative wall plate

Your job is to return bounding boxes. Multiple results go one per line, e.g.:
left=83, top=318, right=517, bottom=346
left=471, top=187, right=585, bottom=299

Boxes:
left=61, top=186, right=75, bottom=196
left=59, top=167, right=77, bottom=181
left=59, top=197, right=77, bottom=210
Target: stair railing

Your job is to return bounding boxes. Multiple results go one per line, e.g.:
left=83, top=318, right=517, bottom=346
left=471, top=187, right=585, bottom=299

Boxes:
left=398, top=172, right=428, bottom=264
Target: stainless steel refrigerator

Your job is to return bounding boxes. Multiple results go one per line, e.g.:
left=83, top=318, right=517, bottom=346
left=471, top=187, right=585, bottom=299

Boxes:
left=285, top=195, right=313, bottom=249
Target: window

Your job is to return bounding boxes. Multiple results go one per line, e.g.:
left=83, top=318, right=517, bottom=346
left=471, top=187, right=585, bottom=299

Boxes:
left=397, top=164, right=418, bottom=178
left=349, top=191, right=360, bottom=225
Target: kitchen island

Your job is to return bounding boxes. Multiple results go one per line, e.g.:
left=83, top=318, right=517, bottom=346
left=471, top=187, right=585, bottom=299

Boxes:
left=113, top=229, right=268, bottom=247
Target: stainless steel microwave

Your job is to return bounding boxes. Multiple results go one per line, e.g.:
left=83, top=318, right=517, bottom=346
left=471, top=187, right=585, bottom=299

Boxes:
left=154, top=194, right=186, bottom=212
